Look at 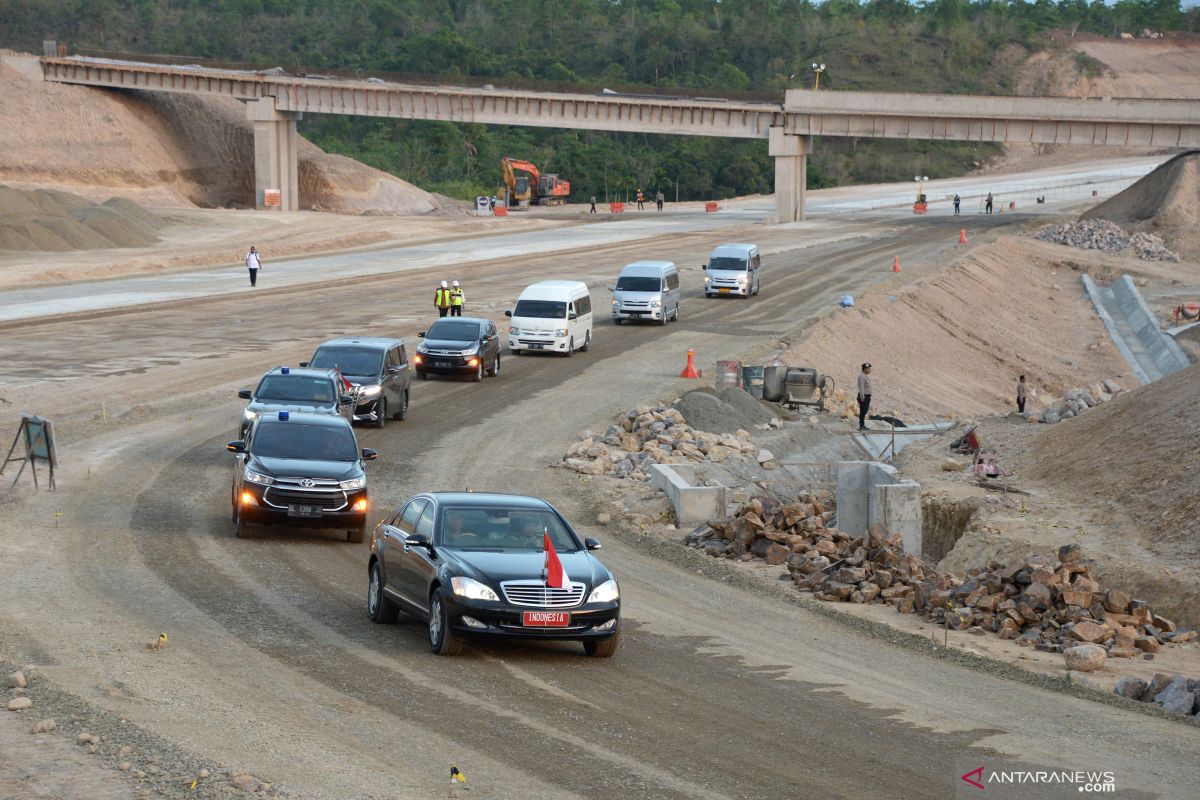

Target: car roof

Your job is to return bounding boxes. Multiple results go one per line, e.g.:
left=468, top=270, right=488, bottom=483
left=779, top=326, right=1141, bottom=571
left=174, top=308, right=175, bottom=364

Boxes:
left=621, top=260, right=675, bottom=274
left=710, top=243, right=758, bottom=257
left=254, top=410, right=353, bottom=428
left=261, top=366, right=338, bottom=380
left=518, top=280, right=589, bottom=300
left=317, top=337, right=404, bottom=350
left=423, top=492, right=553, bottom=510
left=429, top=317, right=487, bottom=326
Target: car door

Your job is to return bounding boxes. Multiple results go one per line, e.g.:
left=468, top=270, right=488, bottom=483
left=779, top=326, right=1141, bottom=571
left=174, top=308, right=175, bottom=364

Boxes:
left=483, top=322, right=499, bottom=363
left=576, top=293, right=593, bottom=345
left=384, top=498, right=425, bottom=603
left=382, top=346, right=401, bottom=407
left=397, top=500, right=439, bottom=612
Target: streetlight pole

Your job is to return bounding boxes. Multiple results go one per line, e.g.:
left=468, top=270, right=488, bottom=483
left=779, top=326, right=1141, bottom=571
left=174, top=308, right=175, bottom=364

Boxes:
left=811, top=62, right=826, bottom=90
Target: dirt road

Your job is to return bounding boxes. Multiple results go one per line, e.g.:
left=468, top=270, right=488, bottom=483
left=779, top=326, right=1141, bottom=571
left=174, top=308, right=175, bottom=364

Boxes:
left=1, top=213, right=1196, bottom=800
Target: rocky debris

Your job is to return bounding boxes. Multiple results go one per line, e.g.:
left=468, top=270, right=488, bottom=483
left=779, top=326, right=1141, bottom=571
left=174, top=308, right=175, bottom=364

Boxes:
left=1039, top=380, right=1124, bottom=424
left=1113, top=672, right=1200, bottom=718
left=7, top=670, right=26, bottom=689
left=232, top=770, right=272, bottom=793
left=1063, top=644, right=1107, bottom=672
left=684, top=493, right=837, bottom=560
left=7, top=696, right=33, bottom=711
left=30, top=718, right=55, bottom=733
left=1034, top=219, right=1179, bottom=262
left=561, top=402, right=757, bottom=480
left=596, top=512, right=611, bottom=525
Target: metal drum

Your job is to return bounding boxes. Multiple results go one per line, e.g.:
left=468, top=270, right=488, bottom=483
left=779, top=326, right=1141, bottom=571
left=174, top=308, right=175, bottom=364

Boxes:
left=741, top=365, right=765, bottom=399
left=715, top=359, right=742, bottom=390
left=762, top=365, right=787, bottom=402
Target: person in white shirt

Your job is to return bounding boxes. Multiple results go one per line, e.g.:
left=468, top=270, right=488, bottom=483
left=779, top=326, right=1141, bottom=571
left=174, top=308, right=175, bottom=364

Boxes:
left=857, top=363, right=873, bottom=431
left=245, top=246, right=262, bottom=287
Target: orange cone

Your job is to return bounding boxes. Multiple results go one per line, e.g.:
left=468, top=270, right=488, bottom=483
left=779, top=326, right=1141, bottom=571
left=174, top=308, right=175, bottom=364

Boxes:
left=680, top=349, right=700, bottom=379
left=959, top=228, right=968, bottom=244
left=892, top=256, right=901, bottom=273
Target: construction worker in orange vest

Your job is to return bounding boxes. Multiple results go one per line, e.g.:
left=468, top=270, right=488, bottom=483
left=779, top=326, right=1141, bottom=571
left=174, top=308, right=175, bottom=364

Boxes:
left=435, top=280, right=452, bottom=318
left=636, top=189, right=645, bottom=210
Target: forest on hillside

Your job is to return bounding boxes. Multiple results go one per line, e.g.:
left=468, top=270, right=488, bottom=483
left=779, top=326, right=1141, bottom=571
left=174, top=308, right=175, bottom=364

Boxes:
left=2, top=0, right=1197, bottom=201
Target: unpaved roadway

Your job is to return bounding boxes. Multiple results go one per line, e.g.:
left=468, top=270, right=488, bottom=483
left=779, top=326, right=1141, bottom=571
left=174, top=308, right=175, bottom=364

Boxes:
left=1, top=210, right=1197, bottom=800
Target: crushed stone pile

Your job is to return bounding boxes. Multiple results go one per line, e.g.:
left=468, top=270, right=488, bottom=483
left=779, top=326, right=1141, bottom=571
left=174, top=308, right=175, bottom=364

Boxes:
left=0, top=185, right=163, bottom=252
left=1037, top=378, right=1124, bottom=424
left=672, top=388, right=775, bottom=435
left=562, top=402, right=758, bottom=480
left=1082, top=150, right=1200, bottom=261
left=687, top=504, right=1196, bottom=674
left=1113, top=673, right=1200, bottom=718
left=1033, top=218, right=1179, bottom=262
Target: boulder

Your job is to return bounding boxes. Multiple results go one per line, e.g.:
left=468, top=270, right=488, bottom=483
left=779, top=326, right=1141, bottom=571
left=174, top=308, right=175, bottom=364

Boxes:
left=1114, top=676, right=1148, bottom=700
left=1138, top=673, right=1175, bottom=703
left=764, top=543, right=790, bottom=566
left=1062, top=644, right=1106, bottom=672
left=1152, top=677, right=1197, bottom=716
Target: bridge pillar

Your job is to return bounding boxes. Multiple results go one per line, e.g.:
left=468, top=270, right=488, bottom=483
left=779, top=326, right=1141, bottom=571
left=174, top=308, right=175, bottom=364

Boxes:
left=246, top=98, right=302, bottom=211
left=769, top=128, right=811, bottom=223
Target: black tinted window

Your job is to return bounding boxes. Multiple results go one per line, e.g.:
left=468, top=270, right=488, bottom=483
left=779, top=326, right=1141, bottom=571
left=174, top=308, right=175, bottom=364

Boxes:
left=667, top=273, right=679, bottom=290
left=427, top=321, right=481, bottom=340
left=310, top=347, right=382, bottom=377
left=576, top=295, right=591, bottom=315
left=255, top=375, right=335, bottom=404
left=399, top=499, right=425, bottom=533
left=616, top=276, right=661, bottom=292
left=252, top=423, right=358, bottom=461
left=709, top=256, right=749, bottom=271
left=436, top=506, right=580, bottom=551
left=513, top=300, right=567, bottom=319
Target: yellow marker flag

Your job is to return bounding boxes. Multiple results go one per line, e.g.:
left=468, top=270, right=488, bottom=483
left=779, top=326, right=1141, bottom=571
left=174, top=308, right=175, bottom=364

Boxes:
left=450, top=765, right=467, bottom=784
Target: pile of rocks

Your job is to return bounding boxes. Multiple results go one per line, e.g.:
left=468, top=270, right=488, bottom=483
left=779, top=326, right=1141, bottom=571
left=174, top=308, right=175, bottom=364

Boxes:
left=562, top=403, right=757, bottom=480
left=1114, top=673, right=1200, bottom=719
left=1039, top=379, right=1123, bottom=424
left=684, top=494, right=837, bottom=561
left=1034, top=219, right=1179, bottom=262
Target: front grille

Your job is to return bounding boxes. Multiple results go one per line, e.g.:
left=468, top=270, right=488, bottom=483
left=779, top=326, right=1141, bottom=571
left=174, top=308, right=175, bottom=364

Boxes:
left=500, top=580, right=586, bottom=608
left=517, top=338, right=555, bottom=346
left=620, top=301, right=650, bottom=308
left=263, top=483, right=347, bottom=510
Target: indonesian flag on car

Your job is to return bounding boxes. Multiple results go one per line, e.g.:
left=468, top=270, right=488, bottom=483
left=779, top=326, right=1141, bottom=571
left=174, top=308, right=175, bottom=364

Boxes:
left=335, top=368, right=353, bottom=393
left=543, top=530, right=569, bottom=589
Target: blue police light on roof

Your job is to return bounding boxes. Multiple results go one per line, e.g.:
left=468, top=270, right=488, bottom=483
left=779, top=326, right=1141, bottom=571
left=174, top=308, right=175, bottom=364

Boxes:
left=279, top=411, right=290, bottom=421
left=281, top=367, right=290, bottom=374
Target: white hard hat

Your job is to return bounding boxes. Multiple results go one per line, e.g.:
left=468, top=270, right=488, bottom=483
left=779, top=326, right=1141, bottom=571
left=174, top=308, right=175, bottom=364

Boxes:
left=440, top=280, right=448, bottom=288
left=452, top=280, right=460, bottom=287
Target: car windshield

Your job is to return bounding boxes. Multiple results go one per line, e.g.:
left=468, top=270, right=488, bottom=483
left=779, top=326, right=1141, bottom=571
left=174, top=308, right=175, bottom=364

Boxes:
left=513, top=300, right=567, bottom=319
left=438, top=506, right=581, bottom=551
left=426, top=321, right=480, bottom=341
left=708, top=256, right=749, bottom=271
left=616, top=276, right=662, bottom=292
left=255, top=375, right=335, bottom=404
left=252, top=423, right=358, bottom=461
left=309, top=347, right=382, bottom=377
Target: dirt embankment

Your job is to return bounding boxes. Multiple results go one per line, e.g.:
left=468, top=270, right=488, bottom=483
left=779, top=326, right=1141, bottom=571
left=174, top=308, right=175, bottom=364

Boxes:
left=0, top=51, right=458, bottom=215
left=0, top=185, right=164, bottom=251
left=1081, top=150, right=1200, bottom=261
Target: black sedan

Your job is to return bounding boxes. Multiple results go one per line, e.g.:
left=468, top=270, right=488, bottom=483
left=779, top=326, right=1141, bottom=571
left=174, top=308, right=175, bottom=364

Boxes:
left=367, top=492, right=620, bottom=657
left=413, top=317, right=502, bottom=382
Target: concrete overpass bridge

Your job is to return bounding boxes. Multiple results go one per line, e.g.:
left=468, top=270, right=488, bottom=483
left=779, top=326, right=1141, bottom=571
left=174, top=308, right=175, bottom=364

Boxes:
left=38, top=55, right=1200, bottom=220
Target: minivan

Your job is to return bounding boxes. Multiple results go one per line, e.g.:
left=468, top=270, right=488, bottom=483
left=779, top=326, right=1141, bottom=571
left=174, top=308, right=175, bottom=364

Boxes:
left=703, top=243, right=761, bottom=297
left=505, top=280, right=593, bottom=356
left=302, top=337, right=412, bottom=429
left=609, top=260, right=681, bottom=325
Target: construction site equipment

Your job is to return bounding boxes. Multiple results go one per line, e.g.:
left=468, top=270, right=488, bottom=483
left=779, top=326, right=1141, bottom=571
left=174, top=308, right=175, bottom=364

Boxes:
left=959, top=228, right=968, bottom=244
left=499, top=158, right=570, bottom=208
left=781, top=367, right=832, bottom=411
left=892, top=255, right=901, bottom=273
left=680, top=350, right=700, bottom=379
left=715, top=360, right=741, bottom=390
left=762, top=365, right=787, bottom=402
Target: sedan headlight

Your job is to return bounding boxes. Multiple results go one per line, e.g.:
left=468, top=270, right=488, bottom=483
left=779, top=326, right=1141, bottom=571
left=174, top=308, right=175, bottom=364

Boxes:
left=339, top=476, right=366, bottom=490
left=358, top=385, right=381, bottom=397
left=587, top=579, right=620, bottom=603
left=554, top=328, right=568, bottom=337
left=242, top=409, right=257, bottom=420
left=704, top=275, right=711, bottom=283
left=451, top=576, right=499, bottom=602
left=244, top=469, right=273, bottom=486
left=461, top=346, right=480, bottom=356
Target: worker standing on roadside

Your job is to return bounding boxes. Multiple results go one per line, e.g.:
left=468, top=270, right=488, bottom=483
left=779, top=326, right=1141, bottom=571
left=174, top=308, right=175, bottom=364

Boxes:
left=1016, top=374, right=1028, bottom=414
left=857, top=363, right=873, bottom=431
left=953, top=194, right=961, bottom=215
left=636, top=189, right=645, bottom=210
left=985, top=192, right=994, bottom=214
left=656, top=190, right=664, bottom=211
left=245, top=246, right=262, bottom=287
left=450, top=280, right=465, bottom=316
left=435, top=280, right=452, bottom=318
left=589, top=195, right=597, bottom=214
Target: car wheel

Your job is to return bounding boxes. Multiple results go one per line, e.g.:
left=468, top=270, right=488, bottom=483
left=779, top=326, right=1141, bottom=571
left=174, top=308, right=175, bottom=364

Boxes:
left=346, top=525, right=364, bottom=543
left=659, top=310, right=668, bottom=326
left=230, top=487, right=237, bottom=523
left=487, top=354, right=500, bottom=377
left=581, top=332, right=590, bottom=352
left=473, top=360, right=484, bottom=382
left=368, top=562, right=399, bottom=624
left=417, top=370, right=428, bottom=380
left=566, top=337, right=574, bottom=357
left=674, top=303, right=681, bottom=322
left=374, top=397, right=387, bottom=429
left=395, top=389, right=409, bottom=420
left=428, top=587, right=463, bottom=656
left=234, top=507, right=250, bottom=539
left=613, top=318, right=623, bottom=326
left=584, top=629, right=620, bottom=658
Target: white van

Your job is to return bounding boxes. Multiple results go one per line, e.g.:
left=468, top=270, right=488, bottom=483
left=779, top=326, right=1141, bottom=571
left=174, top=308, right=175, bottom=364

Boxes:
left=703, top=243, right=761, bottom=298
left=609, top=260, right=681, bottom=326
left=505, top=280, right=593, bottom=356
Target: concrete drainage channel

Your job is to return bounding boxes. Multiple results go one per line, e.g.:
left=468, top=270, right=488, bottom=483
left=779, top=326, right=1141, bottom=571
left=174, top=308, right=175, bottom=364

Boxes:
left=1083, top=273, right=1190, bottom=384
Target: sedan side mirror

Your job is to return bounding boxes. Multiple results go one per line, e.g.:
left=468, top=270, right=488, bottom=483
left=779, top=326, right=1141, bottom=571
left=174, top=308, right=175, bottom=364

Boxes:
left=340, top=394, right=355, bottom=405
left=417, top=331, right=426, bottom=338
left=361, top=448, right=378, bottom=461
left=504, top=310, right=513, bottom=318
left=237, top=389, right=252, bottom=400
left=226, top=440, right=246, bottom=453
left=405, top=533, right=431, bottom=548
left=299, top=361, right=310, bottom=367
left=387, top=366, right=402, bottom=374
left=700, top=264, right=707, bottom=270
left=584, top=537, right=602, bottom=550
left=606, top=284, right=616, bottom=292
left=569, top=312, right=578, bottom=321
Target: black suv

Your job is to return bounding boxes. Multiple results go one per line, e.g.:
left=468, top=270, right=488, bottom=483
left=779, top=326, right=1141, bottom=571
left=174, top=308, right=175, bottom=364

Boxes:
left=414, top=317, right=502, bottom=382
left=303, top=337, right=412, bottom=429
left=227, top=411, right=378, bottom=542
left=237, top=366, right=357, bottom=437
left=367, top=492, right=620, bottom=657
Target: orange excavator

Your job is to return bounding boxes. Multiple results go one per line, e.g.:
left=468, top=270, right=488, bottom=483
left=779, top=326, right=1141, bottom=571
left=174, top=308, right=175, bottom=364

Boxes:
left=500, top=158, right=571, bottom=208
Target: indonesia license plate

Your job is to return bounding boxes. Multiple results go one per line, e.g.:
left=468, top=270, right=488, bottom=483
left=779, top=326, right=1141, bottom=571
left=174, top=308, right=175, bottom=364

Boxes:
left=718, top=288, right=731, bottom=294
left=523, top=611, right=570, bottom=627
left=288, top=504, right=322, bottom=518
left=529, top=343, right=545, bottom=350
left=436, top=361, right=453, bottom=368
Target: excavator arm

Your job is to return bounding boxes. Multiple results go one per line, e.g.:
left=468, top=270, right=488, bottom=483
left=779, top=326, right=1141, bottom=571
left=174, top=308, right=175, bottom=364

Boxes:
left=502, top=158, right=542, bottom=185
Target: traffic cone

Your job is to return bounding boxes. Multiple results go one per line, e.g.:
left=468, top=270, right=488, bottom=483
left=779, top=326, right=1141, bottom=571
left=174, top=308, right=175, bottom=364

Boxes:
left=959, top=228, right=968, bottom=244
left=892, top=256, right=901, bottom=273
left=680, top=349, right=700, bottom=379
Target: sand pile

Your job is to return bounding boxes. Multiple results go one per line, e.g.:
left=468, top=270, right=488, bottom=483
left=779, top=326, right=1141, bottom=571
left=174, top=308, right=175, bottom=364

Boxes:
left=0, top=185, right=164, bottom=251
left=776, top=237, right=1133, bottom=421
left=0, top=52, right=456, bottom=215
left=1031, top=363, right=1200, bottom=560
left=1081, top=151, right=1200, bottom=261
